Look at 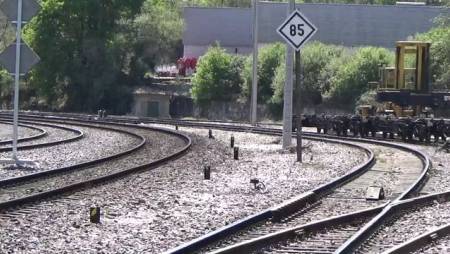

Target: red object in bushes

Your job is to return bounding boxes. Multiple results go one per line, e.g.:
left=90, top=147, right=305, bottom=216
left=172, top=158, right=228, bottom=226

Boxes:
left=177, top=57, right=197, bottom=76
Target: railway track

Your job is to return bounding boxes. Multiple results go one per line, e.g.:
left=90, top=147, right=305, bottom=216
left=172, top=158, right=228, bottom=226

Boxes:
left=180, top=137, right=427, bottom=254
left=0, top=117, right=191, bottom=212
left=0, top=112, right=437, bottom=253
left=0, top=122, right=47, bottom=145
left=0, top=118, right=84, bottom=152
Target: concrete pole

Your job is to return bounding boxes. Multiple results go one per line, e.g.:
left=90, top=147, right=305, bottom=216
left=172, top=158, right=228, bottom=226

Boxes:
left=282, top=0, right=295, bottom=148
left=250, top=0, right=258, bottom=125
left=12, top=0, right=23, bottom=163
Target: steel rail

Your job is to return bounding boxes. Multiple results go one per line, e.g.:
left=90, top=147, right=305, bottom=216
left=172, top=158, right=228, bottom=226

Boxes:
left=0, top=118, right=84, bottom=152
left=210, top=190, right=450, bottom=254
left=0, top=121, right=146, bottom=188
left=382, top=224, right=450, bottom=254
left=1, top=113, right=433, bottom=254
left=0, top=120, right=191, bottom=211
left=0, top=121, right=47, bottom=145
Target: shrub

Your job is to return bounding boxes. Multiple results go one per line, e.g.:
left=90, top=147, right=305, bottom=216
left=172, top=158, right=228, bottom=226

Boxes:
left=328, top=47, right=394, bottom=107
left=241, top=43, right=285, bottom=103
left=191, top=46, right=244, bottom=106
left=271, top=42, right=344, bottom=107
left=415, top=26, right=450, bottom=90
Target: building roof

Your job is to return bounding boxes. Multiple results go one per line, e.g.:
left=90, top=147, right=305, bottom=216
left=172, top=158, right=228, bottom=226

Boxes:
left=134, top=82, right=191, bottom=97
left=183, top=2, right=449, bottom=48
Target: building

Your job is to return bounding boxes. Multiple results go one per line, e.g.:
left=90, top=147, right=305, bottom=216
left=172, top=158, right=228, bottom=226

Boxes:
left=132, top=80, right=193, bottom=118
left=183, top=2, right=449, bottom=58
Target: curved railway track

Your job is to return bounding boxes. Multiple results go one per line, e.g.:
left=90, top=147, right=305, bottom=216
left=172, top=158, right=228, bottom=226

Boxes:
left=0, top=112, right=440, bottom=254
left=0, top=118, right=84, bottom=152
left=0, top=117, right=191, bottom=213
left=0, top=122, right=47, bottom=146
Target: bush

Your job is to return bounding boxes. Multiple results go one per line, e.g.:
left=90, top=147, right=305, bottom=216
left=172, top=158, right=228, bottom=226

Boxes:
left=191, top=46, right=244, bottom=106
left=271, top=42, right=344, bottom=107
left=241, top=43, right=285, bottom=103
left=0, top=69, right=13, bottom=107
left=328, top=47, right=394, bottom=107
left=415, top=26, right=450, bottom=90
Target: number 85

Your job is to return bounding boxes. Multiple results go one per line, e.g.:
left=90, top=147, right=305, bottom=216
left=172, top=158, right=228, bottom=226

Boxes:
left=290, top=24, right=304, bottom=36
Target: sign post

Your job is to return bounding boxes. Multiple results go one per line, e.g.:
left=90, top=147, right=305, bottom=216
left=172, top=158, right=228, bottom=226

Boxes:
left=0, top=0, right=40, bottom=168
left=277, top=9, right=317, bottom=162
left=282, top=0, right=295, bottom=149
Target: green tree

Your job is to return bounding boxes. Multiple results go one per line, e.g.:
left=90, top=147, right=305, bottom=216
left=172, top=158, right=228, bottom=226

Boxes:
left=130, top=0, right=184, bottom=77
left=0, top=69, right=12, bottom=108
left=242, top=43, right=285, bottom=103
left=191, top=46, right=244, bottom=106
left=25, top=0, right=144, bottom=113
left=415, top=21, right=450, bottom=90
left=328, top=47, right=394, bottom=107
left=270, top=42, right=344, bottom=109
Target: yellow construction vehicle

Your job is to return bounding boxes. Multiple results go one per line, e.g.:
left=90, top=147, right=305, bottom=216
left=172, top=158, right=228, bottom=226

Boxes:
left=377, top=41, right=436, bottom=117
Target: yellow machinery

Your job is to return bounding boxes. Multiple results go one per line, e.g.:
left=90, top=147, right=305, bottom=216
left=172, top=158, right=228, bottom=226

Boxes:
left=377, top=41, right=432, bottom=117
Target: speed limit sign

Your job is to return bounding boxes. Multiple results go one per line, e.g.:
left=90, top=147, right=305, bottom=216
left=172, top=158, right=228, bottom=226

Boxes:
left=277, top=10, right=317, bottom=51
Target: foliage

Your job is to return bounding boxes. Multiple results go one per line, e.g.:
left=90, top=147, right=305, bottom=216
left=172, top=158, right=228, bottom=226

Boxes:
left=328, top=47, right=394, bottom=107
left=131, top=0, right=184, bottom=74
left=415, top=24, right=450, bottom=90
left=0, top=69, right=12, bottom=106
left=191, top=46, right=244, bottom=106
left=270, top=42, right=344, bottom=116
left=242, top=43, right=285, bottom=103
left=24, top=0, right=145, bottom=113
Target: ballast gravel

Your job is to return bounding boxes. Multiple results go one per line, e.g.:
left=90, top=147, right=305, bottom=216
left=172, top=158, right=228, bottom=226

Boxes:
left=0, top=123, right=81, bottom=150
left=359, top=200, right=450, bottom=253
left=0, top=123, right=42, bottom=142
left=415, top=233, right=450, bottom=254
left=0, top=123, right=142, bottom=179
left=0, top=127, right=366, bottom=254
left=406, top=143, right=450, bottom=195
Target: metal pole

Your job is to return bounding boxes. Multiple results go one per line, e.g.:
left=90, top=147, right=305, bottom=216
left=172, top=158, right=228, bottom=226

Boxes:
left=250, top=0, right=258, bottom=125
left=282, top=0, right=295, bottom=148
left=12, top=0, right=23, bottom=163
left=295, top=50, right=302, bottom=163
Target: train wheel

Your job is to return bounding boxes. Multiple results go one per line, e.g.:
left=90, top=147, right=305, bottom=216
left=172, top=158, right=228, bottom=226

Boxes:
left=389, top=133, right=394, bottom=139
left=343, top=130, right=348, bottom=136
left=382, top=132, right=387, bottom=139
left=317, top=128, right=321, bottom=134
left=324, top=128, right=328, bottom=134
left=371, top=131, right=376, bottom=138
left=401, top=132, right=407, bottom=141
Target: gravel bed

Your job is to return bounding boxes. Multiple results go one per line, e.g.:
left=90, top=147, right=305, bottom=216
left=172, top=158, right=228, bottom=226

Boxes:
left=0, top=127, right=366, bottom=254
left=199, top=139, right=421, bottom=253
left=0, top=123, right=142, bottom=179
left=403, top=143, right=450, bottom=195
left=0, top=122, right=80, bottom=148
left=0, top=126, right=185, bottom=202
left=358, top=200, right=450, bottom=253
left=0, top=123, right=42, bottom=142
left=414, top=233, right=450, bottom=253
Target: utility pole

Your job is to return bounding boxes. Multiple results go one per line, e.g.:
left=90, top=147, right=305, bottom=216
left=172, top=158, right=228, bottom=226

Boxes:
left=282, top=0, right=295, bottom=149
left=250, top=0, right=258, bottom=125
